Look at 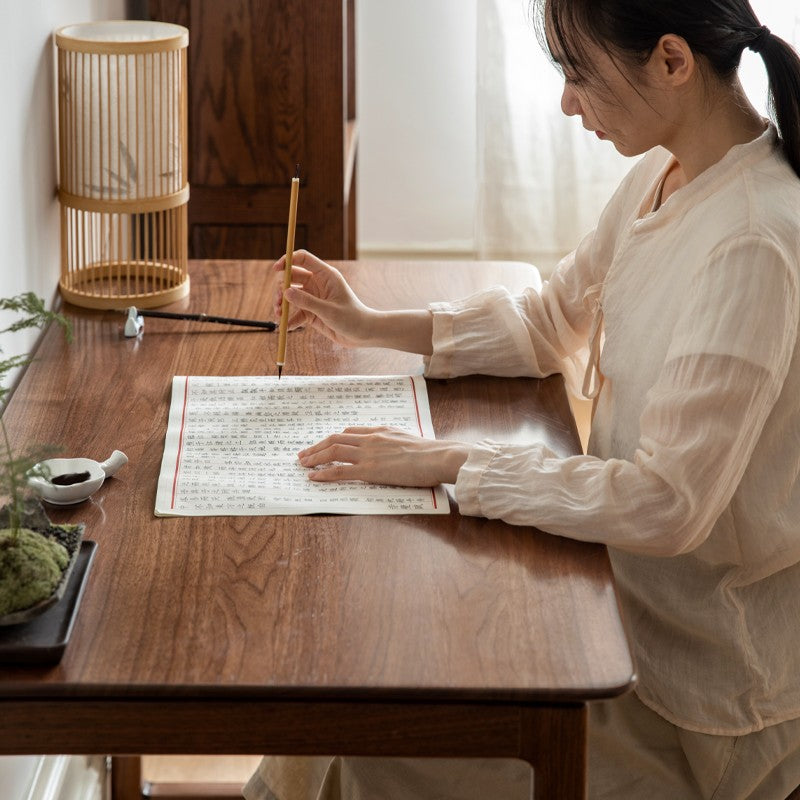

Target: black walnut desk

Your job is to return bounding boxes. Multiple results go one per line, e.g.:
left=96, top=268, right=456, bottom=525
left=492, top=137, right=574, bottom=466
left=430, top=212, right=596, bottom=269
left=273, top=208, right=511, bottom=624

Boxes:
left=0, top=260, right=634, bottom=799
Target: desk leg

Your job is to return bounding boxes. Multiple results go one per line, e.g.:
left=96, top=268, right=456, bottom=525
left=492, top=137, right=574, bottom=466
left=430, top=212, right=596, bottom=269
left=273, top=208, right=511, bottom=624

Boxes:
left=111, top=756, right=143, bottom=800
left=522, top=705, right=587, bottom=800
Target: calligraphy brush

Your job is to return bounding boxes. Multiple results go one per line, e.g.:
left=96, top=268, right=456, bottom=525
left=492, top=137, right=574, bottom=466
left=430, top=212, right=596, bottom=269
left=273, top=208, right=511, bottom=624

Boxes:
left=276, top=164, right=301, bottom=378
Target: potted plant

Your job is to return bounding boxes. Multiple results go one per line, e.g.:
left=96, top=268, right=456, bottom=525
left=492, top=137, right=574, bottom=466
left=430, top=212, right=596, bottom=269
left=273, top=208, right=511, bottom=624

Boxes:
left=0, top=292, right=77, bottom=625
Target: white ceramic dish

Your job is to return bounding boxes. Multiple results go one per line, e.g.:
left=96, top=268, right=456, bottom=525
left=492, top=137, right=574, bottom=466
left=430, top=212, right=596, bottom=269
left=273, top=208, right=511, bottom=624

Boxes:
left=28, top=450, right=128, bottom=505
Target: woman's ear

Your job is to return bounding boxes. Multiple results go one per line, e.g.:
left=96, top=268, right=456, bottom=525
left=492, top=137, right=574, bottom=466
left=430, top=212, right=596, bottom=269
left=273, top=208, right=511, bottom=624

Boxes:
left=648, top=34, right=695, bottom=87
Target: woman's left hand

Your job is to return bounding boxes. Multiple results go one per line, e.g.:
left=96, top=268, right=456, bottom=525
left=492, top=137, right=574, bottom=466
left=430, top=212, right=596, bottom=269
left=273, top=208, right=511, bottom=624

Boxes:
left=298, top=427, right=470, bottom=487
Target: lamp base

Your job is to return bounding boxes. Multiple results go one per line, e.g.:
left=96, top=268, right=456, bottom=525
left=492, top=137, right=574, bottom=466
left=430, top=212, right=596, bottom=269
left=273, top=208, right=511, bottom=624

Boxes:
left=59, top=261, right=190, bottom=310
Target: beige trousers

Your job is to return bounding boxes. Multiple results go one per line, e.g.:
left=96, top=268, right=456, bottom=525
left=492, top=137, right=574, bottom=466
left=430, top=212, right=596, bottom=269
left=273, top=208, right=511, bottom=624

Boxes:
left=243, top=692, right=800, bottom=800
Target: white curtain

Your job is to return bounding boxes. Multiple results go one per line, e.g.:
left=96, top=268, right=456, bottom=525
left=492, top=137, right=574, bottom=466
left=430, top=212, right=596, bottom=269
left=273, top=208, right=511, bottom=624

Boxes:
left=476, top=0, right=800, bottom=277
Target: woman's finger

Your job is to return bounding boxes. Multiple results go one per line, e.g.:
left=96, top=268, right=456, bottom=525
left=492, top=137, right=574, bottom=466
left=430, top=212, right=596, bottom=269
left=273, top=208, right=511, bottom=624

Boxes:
left=301, top=443, right=362, bottom=468
left=273, top=249, right=326, bottom=274
left=339, top=426, right=392, bottom=435
left=274, top=266, right=314, bottom=285
left=307, top=463, right=359, bottom=482
left=299, top=434, right=365, bottom=461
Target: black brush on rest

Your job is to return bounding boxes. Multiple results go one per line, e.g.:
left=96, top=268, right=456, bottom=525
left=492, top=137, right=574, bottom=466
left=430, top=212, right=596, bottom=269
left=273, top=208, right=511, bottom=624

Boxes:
left=122, top=306, right=277, bottom=337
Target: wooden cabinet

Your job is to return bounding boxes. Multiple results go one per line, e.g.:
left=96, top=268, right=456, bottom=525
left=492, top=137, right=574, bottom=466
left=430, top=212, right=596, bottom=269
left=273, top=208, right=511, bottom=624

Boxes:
left=146, top=0, right=357, bottom=260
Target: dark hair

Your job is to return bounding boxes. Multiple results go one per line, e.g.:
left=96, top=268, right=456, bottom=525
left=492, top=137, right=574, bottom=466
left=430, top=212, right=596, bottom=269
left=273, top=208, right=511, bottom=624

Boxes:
left=532, top=0, right=800, bottom=179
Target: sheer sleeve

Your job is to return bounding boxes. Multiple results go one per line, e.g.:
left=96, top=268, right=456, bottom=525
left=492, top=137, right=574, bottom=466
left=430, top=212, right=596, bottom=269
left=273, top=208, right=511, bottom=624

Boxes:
left=455, top=235, right=799, bottom=557
left=424, top=229, right=600, bottom=385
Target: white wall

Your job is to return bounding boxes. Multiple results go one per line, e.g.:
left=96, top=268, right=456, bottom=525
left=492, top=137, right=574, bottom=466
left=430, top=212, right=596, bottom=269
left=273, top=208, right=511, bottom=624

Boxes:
left=0, top=0, right=124, bottom=389
left=356, top=0, right=477, bottom=256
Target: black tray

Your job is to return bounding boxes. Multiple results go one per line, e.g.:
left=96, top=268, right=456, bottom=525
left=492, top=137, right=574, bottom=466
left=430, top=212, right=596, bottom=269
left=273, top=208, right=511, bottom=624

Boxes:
left=0, top=541, right=97, bottom=665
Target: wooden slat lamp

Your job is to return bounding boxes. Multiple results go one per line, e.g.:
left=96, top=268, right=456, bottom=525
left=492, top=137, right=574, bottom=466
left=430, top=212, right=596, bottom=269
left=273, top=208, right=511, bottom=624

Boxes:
left=54, top=20, right=190, bottom=309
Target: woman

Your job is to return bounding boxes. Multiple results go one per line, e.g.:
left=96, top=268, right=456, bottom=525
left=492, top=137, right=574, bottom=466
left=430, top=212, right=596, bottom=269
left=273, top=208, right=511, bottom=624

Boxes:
left=245, top=0, right=800, bottom=797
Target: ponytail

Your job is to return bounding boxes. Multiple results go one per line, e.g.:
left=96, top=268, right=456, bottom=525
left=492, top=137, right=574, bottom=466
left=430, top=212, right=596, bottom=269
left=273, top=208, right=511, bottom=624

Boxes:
left=754, top=31, right=800, bottom=179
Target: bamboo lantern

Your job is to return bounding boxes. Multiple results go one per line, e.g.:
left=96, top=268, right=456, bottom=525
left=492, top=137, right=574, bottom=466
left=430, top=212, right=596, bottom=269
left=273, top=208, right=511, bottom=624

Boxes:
left=55, top=21, right=190, bottom=309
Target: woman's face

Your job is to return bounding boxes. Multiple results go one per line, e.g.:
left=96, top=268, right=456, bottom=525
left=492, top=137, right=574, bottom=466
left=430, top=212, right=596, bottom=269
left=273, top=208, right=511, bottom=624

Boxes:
left=553, top=35, right=671, bottom=157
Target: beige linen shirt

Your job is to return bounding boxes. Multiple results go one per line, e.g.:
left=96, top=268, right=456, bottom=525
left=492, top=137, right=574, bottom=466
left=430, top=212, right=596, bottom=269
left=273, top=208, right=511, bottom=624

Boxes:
left=425, top=126, right=800, bottom=735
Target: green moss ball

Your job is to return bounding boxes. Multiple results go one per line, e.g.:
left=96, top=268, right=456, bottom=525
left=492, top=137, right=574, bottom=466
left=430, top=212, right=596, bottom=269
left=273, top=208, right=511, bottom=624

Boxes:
left=0, top=528, right=70, bottom=616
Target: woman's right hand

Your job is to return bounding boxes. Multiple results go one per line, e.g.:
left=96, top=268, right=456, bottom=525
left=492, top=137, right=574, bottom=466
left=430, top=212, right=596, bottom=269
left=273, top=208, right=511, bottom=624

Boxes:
left=272, top=250, right=376, bottom=348
left=273, top=250, right=435, bottom=355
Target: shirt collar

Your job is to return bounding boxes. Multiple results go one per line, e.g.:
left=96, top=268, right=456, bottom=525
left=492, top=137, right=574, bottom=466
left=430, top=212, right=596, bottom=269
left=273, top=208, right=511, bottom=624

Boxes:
left=639, top=122, right=777, bottom=223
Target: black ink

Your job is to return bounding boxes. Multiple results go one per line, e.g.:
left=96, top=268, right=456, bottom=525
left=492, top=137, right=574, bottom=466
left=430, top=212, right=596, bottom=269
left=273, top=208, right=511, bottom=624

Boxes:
left=51, top=471, right=91, bottom=486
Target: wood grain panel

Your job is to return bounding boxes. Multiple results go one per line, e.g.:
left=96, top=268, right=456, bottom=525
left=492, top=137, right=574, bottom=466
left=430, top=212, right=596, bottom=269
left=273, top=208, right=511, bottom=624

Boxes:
left=190, top=224, right=308, bottom=261
left=189, top=1, right=305, bottom=186
left=145, top=0, right=189, bottom=29
left=146, top=1, right=355, bottom=258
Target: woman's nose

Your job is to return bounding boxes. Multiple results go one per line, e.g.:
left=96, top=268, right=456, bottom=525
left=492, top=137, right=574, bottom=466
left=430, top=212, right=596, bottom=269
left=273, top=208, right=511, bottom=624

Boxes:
left=561, top=83, right=581, bottom=116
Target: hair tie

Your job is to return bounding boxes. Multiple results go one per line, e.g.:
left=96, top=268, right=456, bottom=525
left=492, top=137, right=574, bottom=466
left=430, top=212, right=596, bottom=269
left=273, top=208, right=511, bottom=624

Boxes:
left=749, top=26, right=771, bottom=54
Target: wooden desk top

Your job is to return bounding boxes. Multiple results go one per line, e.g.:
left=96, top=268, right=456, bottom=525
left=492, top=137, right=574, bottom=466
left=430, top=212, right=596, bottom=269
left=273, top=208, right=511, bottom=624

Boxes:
left=0, top=260, right=633, bottom=705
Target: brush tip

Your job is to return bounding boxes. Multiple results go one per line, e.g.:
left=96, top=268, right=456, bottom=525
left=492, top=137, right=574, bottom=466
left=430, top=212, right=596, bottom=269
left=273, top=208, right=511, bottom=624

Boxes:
left=277, top=364, right=283, bottom=380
